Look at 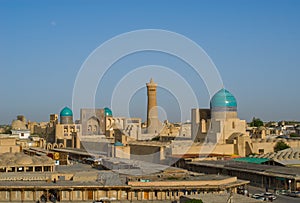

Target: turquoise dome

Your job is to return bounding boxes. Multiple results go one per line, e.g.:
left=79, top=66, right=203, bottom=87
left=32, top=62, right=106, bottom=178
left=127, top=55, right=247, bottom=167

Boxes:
left=104, top=107, right=112, bottom=116
left=210, top=88, right=237, bottom=110
left=60, top=107, right=73, bottom=117
left=114, top=141, right=124, bottom=147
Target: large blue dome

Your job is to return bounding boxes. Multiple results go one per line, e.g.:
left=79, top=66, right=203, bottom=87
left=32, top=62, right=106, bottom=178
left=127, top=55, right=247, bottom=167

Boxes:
left=60, top=106, right=73, bottom=117
left=210, top=88, right=237, bottom=110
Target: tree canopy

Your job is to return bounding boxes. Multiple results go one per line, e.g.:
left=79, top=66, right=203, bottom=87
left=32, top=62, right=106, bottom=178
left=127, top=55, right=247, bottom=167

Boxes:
left=290, top=133, right=300, bottom=137
left=274, top=141, right=290, bottom=152
left=249, top=117, right=264, bottom=127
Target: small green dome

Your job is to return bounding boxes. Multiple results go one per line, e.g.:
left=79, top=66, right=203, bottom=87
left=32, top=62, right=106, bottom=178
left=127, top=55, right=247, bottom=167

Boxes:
left=104, top=107, right=112, bottom=116
left=60, top=106, right=73, bottom=117
left=210, top=88, right=237, bottom=110
left=114, top=141, right=124, bottom=147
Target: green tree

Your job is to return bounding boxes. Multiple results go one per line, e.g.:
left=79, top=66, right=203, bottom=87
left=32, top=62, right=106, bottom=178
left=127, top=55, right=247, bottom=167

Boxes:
left=4, top=126, right=11, bottom=134
left=274, top=141, right=290, bottom=152
left=151, top=136, right=160, bottom=141
left=290, top=133, right=300, bottom=137
left=249, top=117, right=264, bottom=127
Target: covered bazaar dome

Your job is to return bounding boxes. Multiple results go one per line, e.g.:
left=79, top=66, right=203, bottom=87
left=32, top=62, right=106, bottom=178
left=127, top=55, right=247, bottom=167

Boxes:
left=11, top=120, right=27, bottom=130
left=60, top=106, right=73, bottom=117
left=104, top=107, right=113, bottom=116
left=210, top=88, right=237, bottom=111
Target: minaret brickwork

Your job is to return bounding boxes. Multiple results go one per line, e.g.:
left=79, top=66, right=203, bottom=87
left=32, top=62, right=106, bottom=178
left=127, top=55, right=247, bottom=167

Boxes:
left=146, top=78, right=159, bottom=134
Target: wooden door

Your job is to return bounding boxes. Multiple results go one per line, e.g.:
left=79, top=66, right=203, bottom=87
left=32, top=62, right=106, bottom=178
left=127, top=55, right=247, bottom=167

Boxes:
left=87, top=190, right=93, bottom=200
left=143, top=191, right=149, bottom=200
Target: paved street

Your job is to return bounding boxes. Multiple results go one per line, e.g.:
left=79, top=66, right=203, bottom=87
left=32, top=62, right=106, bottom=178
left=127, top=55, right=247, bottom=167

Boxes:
left=248, top=185, right=300, bottom=203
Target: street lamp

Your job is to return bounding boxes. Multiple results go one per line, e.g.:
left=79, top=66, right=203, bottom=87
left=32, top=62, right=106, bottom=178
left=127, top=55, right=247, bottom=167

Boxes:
left=288, top=180, right=292, bottom=192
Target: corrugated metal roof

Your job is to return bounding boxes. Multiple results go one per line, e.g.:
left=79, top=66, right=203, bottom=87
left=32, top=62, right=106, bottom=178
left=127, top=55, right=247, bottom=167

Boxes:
left=233, top=157, right=269, bottom=164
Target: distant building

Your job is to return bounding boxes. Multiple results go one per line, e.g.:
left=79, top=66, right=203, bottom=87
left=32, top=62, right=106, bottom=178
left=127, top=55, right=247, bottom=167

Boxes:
left=0, top=152, right=54, bottom=173
left=179, top=121, right=191, bottom=138
left=11, top=115, right=27, bottom=131
left=0, top=136, right=20, bottom=154
left=190, top=88, right=251, bottom=156
left=55, top=107, right=80, bottom=149
left=80, top=108, right=106, bottom=135
left=11, top=129, right=30, bottom=139
left=106, top=117, right=142, bottom=140
left=167, top=88, right=300, bottom=159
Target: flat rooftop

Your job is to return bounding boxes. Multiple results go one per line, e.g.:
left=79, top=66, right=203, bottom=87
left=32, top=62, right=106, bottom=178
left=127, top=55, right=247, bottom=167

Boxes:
left=189, top=159, right=300, bottom=178
left=181, top=193, right=262, bottom=203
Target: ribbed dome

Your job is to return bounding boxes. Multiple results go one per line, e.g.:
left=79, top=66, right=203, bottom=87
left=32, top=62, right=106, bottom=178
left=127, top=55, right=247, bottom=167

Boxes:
left=60, top=106, right=73, bottom=117
left=104, top=107, right=112, bottom=116
left=210, top=88, right=237, bottom=110
left=0, top=152, right=54, bottom=166
left=11, top=120, right=27, bottom=130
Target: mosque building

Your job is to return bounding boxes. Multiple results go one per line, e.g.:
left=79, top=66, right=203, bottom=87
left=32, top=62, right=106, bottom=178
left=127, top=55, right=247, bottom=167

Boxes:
left=189, top=88, right=251, bottom=156
left=192, top=88, right=247, bottom=143
left=182, top=88, right=300, bottom=157
left=53, top=106, right=118, bottom=150
left=54, top=107, right=81, bottom=149
left=60, top=107, right=74, bottom=124
left=80, top=108, right=106, bottom=135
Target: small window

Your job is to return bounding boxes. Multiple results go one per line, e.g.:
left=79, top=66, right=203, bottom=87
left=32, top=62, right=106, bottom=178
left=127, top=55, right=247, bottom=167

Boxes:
left=259, top=149, right=264, bottom=154
left=88, top=125, right=92, bottom=132
left=232, top=122, right=235, bottom=129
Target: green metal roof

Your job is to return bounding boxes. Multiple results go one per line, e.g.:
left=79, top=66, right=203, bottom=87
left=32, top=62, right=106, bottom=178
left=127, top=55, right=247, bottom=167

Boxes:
left=233, top=157, right=269, bottom=164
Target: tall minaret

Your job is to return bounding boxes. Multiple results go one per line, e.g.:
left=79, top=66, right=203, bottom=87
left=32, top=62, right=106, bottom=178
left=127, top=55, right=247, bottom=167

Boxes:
left=146, top=78, right=159, bottom=134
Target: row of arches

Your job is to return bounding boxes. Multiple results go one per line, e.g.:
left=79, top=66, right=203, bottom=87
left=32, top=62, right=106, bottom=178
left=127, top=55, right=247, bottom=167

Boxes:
left=46, top=143, right=64, bottom=150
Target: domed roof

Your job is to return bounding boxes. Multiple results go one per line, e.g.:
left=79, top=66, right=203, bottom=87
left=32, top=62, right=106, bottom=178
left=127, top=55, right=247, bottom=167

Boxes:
left=11, top=120, right=27, bottom=130
left=114, top=141, right=124, bottom=146
left=104, top=107, right=112, bottom=116
left=0, top=152, right=54, bottom=166
left=210, top=88, right=237, bottom=109
left=60, top=106, right=73, bottom=117
left=16, top=156, right=33, bottom=165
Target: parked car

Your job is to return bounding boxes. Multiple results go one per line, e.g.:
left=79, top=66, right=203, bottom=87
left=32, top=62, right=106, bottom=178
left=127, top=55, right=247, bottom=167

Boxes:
left=251, top=194, right=265, bottom=201
left=264, top=192, right=277, bottom=200
left=278, top=189, right=288, bottom=195
left=237, top=186, right=247, bottom=195
left=288, top=191, right=300, bottom=197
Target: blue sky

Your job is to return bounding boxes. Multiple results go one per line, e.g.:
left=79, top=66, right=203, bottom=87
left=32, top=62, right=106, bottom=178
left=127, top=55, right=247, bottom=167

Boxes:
left=0, top=0, right=300, bottom=124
